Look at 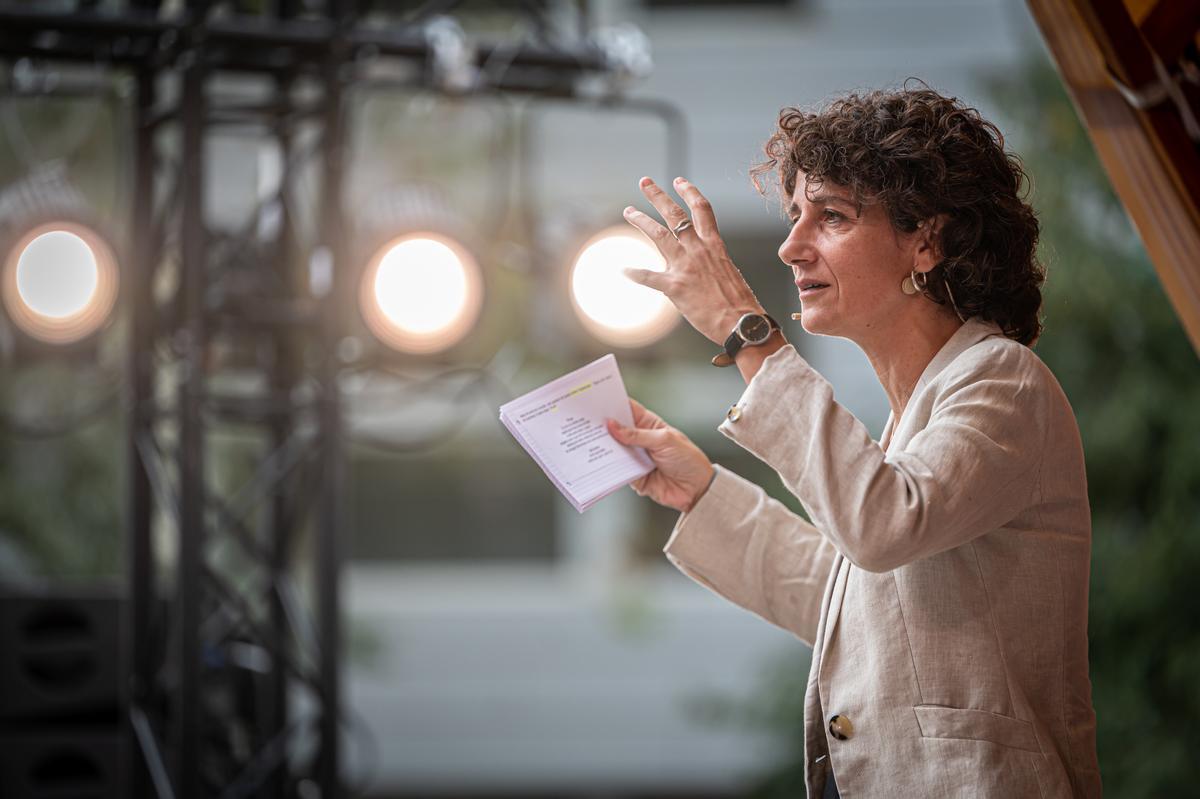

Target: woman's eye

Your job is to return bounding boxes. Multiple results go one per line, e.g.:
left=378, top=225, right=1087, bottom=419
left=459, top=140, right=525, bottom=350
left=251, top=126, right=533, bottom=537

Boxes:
left=822, top=209, right=845, bottom=224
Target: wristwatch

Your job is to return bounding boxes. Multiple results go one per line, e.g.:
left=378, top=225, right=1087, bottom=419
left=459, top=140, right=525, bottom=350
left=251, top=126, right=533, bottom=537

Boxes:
left=711, top=312, right=780, bottom=367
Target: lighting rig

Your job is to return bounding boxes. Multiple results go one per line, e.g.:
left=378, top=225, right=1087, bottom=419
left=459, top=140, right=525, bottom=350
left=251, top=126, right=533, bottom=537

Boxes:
left=0, top=2, right=677, bottom=797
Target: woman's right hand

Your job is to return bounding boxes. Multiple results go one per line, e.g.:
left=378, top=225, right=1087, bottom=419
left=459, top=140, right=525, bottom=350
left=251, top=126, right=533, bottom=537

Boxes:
left=606, top=399, right=715, bottom=513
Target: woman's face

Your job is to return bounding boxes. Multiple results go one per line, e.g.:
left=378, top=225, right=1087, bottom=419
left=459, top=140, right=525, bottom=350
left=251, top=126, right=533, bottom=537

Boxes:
left=778, top=173, right=922, bottom=342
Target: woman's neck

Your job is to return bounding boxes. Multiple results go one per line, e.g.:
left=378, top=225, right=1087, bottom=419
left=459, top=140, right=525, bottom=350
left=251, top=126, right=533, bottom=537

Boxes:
left=858, top=310, right=964, bottom=422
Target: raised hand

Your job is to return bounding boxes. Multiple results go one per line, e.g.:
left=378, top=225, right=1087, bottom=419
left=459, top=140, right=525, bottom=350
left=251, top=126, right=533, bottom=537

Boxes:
left=622, top=176, right=764, bottom=345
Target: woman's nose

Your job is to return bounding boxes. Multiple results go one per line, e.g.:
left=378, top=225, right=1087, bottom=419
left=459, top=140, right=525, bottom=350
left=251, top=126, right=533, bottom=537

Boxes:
left=778, top=225, right=814, bottom=267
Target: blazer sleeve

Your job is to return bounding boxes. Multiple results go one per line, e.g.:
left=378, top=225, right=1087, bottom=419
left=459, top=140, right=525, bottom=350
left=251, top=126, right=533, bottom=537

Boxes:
left=663, top=464, right=837, bottom=647
left=719, top=342, right=1049, bottom=573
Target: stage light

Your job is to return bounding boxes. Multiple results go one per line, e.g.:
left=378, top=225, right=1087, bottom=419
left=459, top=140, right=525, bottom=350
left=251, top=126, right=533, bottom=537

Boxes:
left=569, top=226, right=678, bottom=348
left=358, top=232, right=484, bottom=355
left=2, top=220, right=120, bottom=346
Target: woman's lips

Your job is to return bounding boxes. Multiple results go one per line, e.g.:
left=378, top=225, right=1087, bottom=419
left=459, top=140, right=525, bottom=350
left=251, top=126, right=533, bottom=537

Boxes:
left=796, top=280, right=830, bottom=298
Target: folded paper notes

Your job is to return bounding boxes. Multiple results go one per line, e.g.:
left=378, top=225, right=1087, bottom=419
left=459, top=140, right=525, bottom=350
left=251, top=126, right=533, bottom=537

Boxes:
left=499, top=354, right=654, bottom=512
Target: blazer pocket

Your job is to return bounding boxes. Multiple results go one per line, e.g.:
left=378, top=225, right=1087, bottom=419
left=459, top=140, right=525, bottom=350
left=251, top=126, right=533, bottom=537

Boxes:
left=913, top=704, right=1041, bottom=753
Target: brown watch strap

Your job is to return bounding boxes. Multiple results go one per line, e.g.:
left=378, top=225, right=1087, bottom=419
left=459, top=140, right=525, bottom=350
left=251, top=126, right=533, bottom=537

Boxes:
left=711, top=313, right=779, bottom=367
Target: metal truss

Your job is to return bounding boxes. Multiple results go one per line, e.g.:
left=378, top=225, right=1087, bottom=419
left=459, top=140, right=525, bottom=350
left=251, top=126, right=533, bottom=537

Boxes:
left=0, top=2, right=627, bottom=797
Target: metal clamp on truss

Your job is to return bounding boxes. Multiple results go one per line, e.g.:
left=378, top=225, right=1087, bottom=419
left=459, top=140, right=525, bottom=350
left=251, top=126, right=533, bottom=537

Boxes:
left=1106, top=51, right=1200, bottom=143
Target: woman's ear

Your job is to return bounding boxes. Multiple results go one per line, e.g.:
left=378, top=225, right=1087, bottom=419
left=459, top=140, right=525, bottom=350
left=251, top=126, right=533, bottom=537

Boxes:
left=913, top=213, right=948, bottom=274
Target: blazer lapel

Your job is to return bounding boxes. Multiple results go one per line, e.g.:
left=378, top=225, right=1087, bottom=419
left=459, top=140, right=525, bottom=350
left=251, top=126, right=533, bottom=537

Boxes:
left=817, top=318, right=1004, bottom=669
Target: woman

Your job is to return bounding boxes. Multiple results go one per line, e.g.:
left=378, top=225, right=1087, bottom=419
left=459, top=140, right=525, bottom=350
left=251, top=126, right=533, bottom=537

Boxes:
left=605, top=88, right=1102, bottom=797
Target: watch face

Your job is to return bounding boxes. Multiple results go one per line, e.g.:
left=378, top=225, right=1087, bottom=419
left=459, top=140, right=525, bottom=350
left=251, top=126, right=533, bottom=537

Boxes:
left=738, top=314, right=772, bottom=344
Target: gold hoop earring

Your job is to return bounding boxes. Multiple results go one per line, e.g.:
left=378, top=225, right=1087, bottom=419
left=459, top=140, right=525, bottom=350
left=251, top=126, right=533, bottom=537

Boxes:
left=901, top=270, right=924, bottom=296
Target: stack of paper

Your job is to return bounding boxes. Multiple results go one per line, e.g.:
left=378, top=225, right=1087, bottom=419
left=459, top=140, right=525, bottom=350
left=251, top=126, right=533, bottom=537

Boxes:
left=499, top=354, right=654, bottom=512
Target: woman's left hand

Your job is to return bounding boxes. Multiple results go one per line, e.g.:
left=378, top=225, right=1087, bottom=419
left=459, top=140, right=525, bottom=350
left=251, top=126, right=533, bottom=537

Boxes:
left=623, top=176, right=764, bottom=345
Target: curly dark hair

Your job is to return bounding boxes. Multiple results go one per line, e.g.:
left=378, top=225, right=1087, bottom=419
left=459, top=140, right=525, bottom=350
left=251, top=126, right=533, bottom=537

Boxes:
left=752, top=85, right=1044, bottom=345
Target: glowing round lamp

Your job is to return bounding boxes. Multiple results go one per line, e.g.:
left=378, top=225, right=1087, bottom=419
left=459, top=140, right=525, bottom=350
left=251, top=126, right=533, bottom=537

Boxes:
left=2, top=222, right=120, bottom=345
left=569, top=227, right=679, bottom=347
left=359, top=233, right=484, bottom=354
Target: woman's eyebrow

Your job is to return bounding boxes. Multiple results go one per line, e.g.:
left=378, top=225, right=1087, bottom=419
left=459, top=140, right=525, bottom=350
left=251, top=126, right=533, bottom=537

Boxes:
left=807, top=193, right=856, bottom=207
left=789, top=194, right=859, bottom=216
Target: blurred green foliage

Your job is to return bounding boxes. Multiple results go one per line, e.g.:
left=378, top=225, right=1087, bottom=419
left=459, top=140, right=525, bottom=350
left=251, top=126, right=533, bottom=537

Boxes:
left=1004, top=63, right=1200, bottom=799
left=722, top=56, right=1200, bottom=798
left=0, top=365, right=124, bottom=578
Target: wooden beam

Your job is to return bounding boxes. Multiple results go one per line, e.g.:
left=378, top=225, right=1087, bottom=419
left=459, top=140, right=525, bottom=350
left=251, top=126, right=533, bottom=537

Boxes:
left=1027, top=0, right=1200, bottom=354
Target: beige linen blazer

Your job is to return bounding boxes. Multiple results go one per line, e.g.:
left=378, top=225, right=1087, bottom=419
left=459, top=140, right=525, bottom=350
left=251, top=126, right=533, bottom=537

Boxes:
left=664, top=318, right=1102, bottom=798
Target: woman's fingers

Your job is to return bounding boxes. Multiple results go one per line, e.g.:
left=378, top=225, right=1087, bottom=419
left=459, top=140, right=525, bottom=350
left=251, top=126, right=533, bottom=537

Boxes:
left=639, top=176, right=692, bottom=235
left=673, top=177, right=719, bottom=238
left=638, top=176, right=718, bottom=240
left=623, top=267, right=668, bottom=292
left=623, top=206, right=681, bottom=258
left=606, top=418, right=669, bottom=450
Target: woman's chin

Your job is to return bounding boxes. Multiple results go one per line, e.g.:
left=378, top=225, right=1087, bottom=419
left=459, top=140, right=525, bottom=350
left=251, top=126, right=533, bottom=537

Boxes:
left=798, top=308, right=834, bottom=337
